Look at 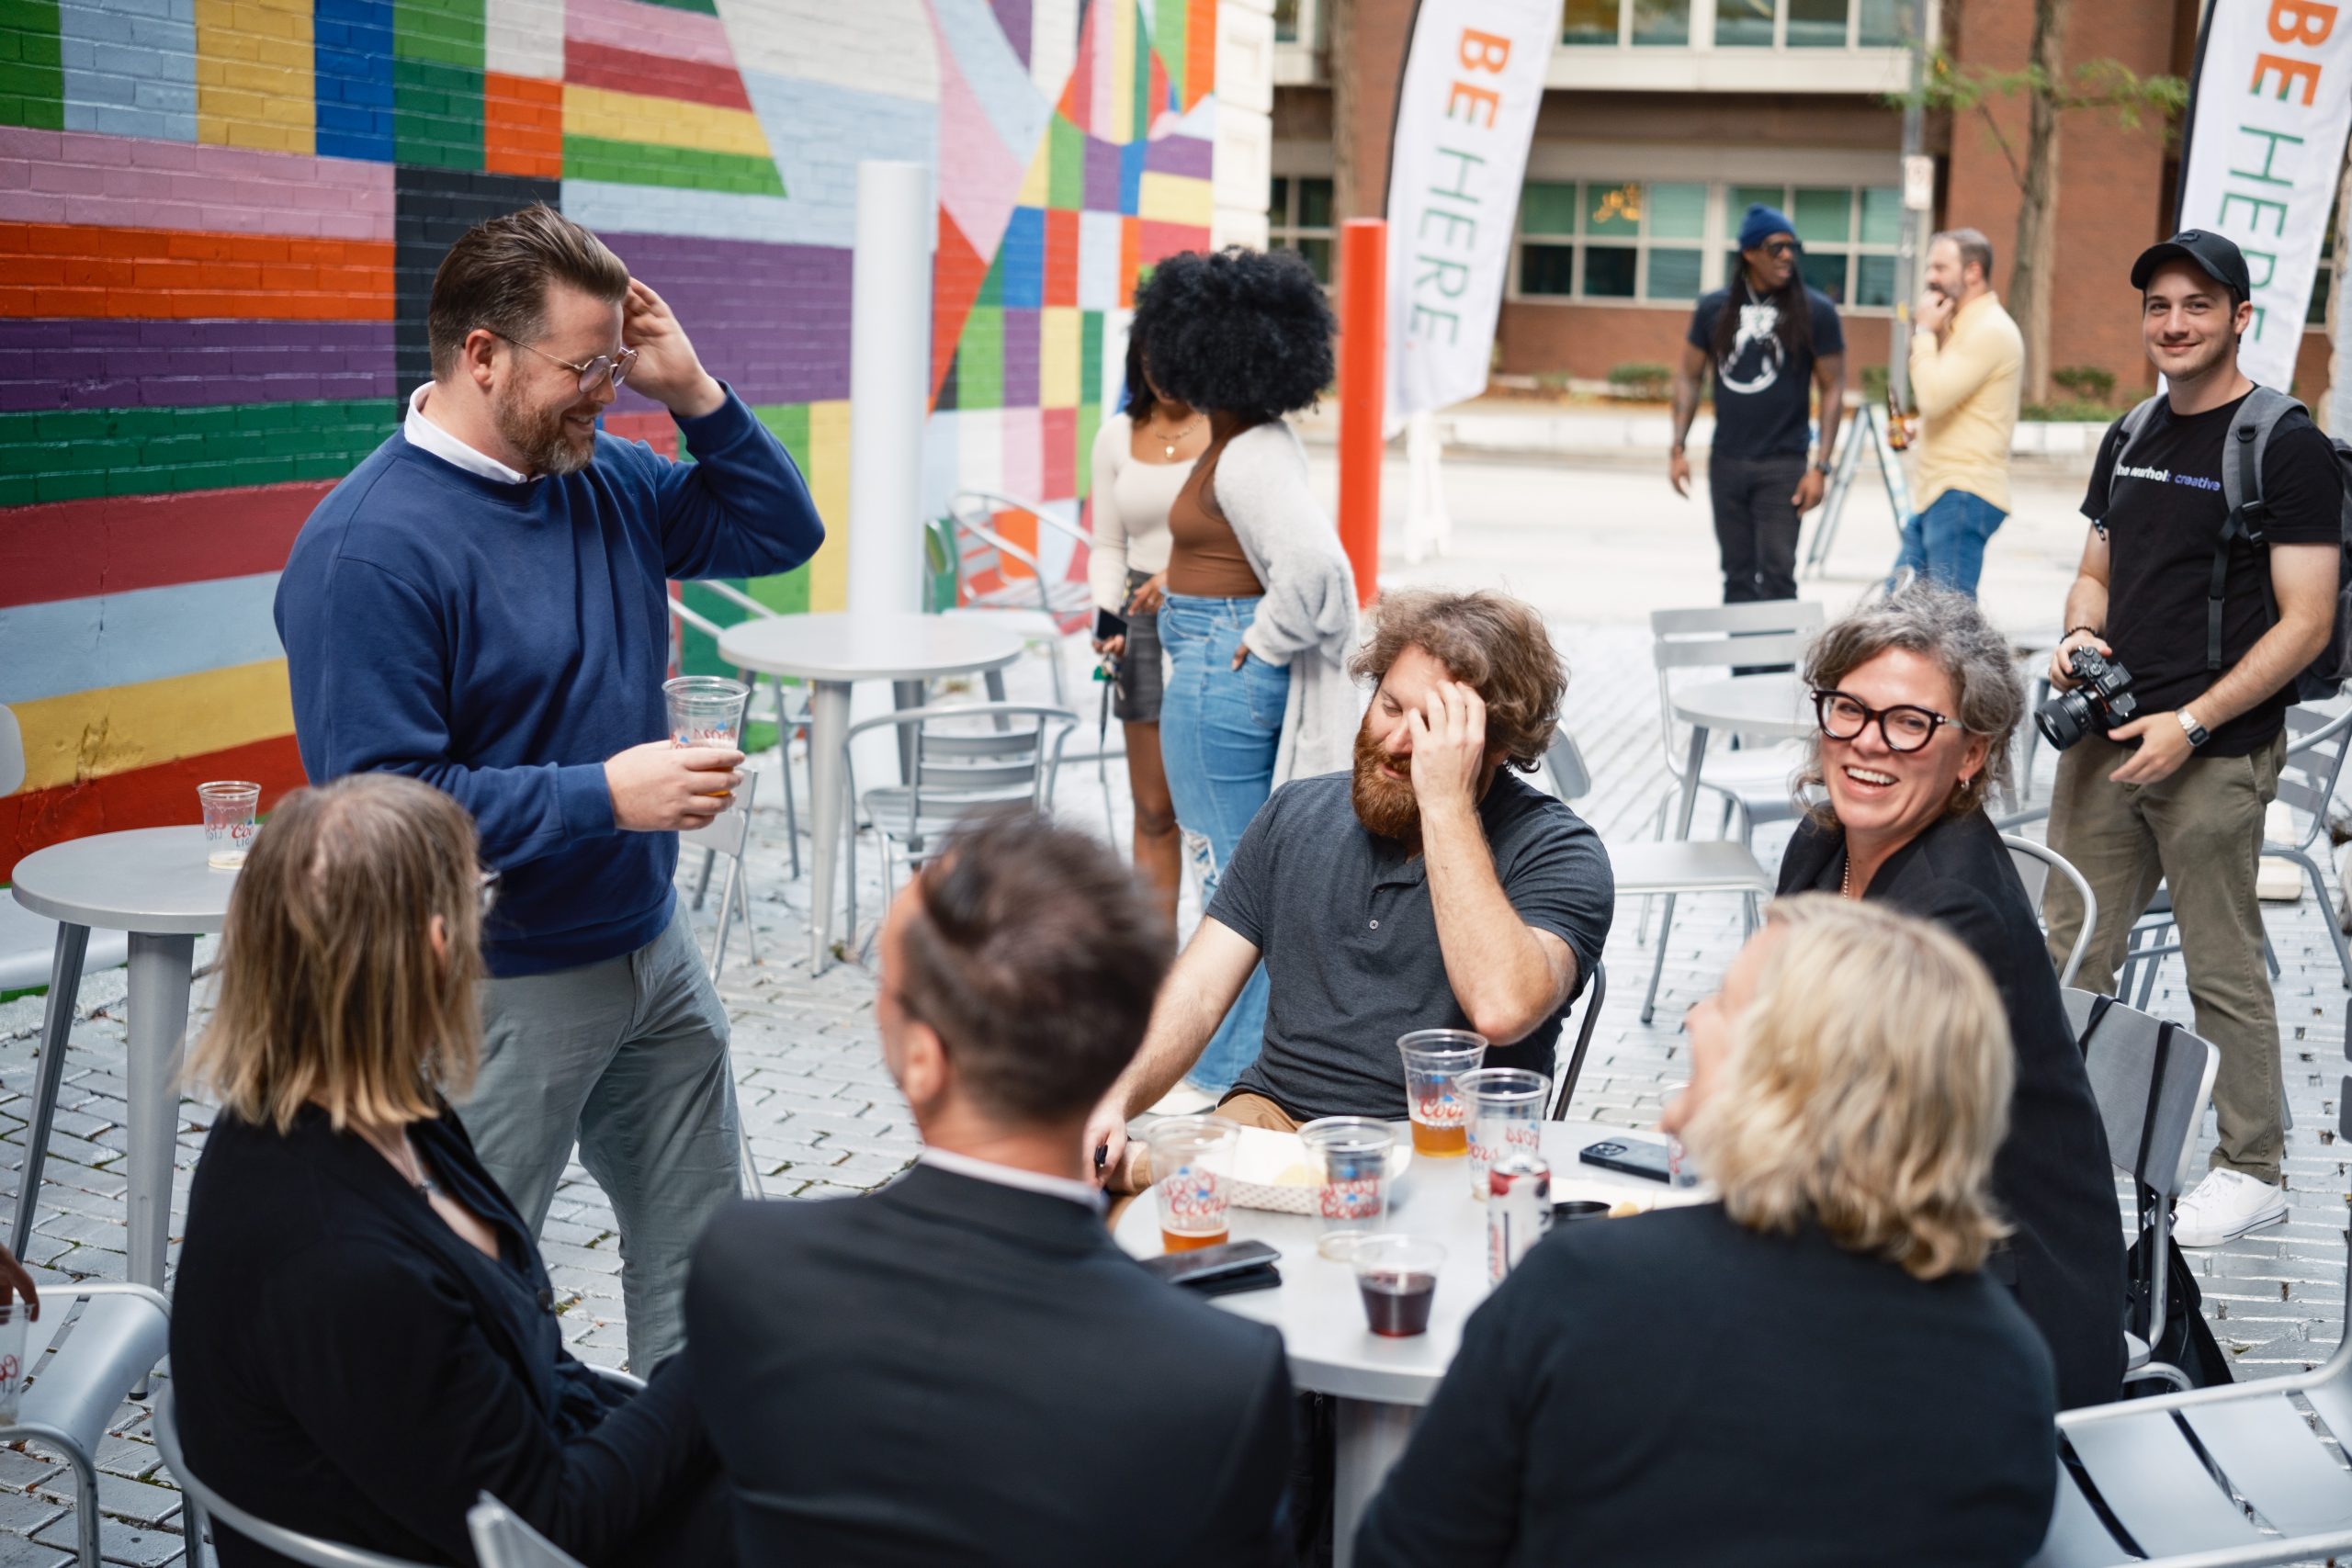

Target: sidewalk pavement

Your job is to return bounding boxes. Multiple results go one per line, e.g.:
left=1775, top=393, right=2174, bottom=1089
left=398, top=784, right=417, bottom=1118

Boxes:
left=0, top=443, right=2339, bottom=1563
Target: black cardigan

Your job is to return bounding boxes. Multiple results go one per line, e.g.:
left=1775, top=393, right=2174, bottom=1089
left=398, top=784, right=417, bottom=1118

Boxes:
left=169, top=1102, right=719, bottom=1567
left=1780, top=807, right=2128, bottom=1409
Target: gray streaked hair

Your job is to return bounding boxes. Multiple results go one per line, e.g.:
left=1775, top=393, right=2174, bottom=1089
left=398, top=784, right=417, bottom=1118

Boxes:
left=1798, top=583, right=2023, bottom=823
left=1932, top=227, right=1996, bottom=285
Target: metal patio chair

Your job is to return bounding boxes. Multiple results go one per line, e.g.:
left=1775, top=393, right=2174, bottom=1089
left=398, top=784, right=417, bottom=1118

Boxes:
left=0, top=1282, right=171, bottom=1568
left=667, top=590, right=812, bottom=879
left=467, top=1495, right=585, bottom=1568
left=1545, top=960, right=1610, bottom=1120
left=932, top=491, right=1095, bottom=706
left=2003, top=832, right=2099, bottom=989
left=1646, top=601, right=1822, bottom=848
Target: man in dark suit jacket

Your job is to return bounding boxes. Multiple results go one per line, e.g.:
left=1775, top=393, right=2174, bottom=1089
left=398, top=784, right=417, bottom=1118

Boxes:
left=686, top=813, right=1295, bottom=1566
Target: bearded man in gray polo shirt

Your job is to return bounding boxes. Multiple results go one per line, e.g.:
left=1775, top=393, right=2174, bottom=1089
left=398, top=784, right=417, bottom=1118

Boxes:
left=1088, top=588, right=1614, bottom=1184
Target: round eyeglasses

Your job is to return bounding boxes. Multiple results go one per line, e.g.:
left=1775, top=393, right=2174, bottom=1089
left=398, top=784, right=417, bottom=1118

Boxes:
left=1812, top=689, right=1956, bottom=753
left=489, top=331, right=638, bottom=394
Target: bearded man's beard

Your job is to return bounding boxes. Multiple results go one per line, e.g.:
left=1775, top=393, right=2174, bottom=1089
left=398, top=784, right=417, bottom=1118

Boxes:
left=1351, top=723, right=1419, bottom=840
left=493, top=389, right=597, bottom=477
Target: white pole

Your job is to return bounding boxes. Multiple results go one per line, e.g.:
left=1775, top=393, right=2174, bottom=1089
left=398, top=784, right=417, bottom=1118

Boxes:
left=846, top=160, right=936, bottom=808
left=848, top=159, right=933, bottom=617
left=1404, top=410, right=1452, bottom=564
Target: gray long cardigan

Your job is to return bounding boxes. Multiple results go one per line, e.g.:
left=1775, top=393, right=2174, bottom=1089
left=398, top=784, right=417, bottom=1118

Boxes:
left=1211, top=421, right=1363, bottom=784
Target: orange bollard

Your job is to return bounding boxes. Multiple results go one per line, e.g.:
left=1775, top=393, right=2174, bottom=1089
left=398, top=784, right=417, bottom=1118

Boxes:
left=1337, top=218, right=1386, bottom=607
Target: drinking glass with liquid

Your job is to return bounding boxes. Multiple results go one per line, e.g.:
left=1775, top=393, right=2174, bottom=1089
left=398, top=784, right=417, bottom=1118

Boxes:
left=1461, top=1066, right=1551, bottom=1201
left=1298, top=1116, right=1394, bottom=1258
left=1397, top=1031, right=1487, bottom=1157
left=1148, top=1116, right=1239, bottom=1253
left=198, top=781, right=261, bottom=871
left=1351, top=1235, right=1445, bottom=1338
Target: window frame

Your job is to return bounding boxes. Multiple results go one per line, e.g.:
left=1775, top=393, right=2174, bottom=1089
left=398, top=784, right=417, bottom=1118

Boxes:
left=1562, top=0, right=1907, bottom=50
left=1269, top=175, right=1337, bottom=285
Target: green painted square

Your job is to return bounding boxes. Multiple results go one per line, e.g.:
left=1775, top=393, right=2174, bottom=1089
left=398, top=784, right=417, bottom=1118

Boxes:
left=1048, top=117, right=1083, bottom=210
left=1154, top=0, right=1187, bottom=109
left=975, top=244, right=1004, bottom=309
left=1131, top=17, right=1149, bottom=141
left=0, top=0, right=62, bottom=130
left=1076, top=403, right=1101, bottom=499
left=395, top=57, right=484, bottom=169
left=1080, top=310, right=1102, bottom=404
left=958, top=306, right=1003, bottom=411
left=393, top=0, right=483, bottom=67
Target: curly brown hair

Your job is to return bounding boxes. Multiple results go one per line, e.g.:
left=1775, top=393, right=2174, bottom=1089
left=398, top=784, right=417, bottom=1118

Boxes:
left=1348, top=588, right=1566, bottom=773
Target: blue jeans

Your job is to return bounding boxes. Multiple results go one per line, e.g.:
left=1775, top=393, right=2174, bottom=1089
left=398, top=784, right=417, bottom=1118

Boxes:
left=1158, top=592, right=1288, bottom=1095
left=1895, top=488, right=2007, bottom=597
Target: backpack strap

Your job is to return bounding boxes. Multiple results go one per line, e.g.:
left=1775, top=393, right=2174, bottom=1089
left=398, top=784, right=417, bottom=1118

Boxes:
left=2210, top=386, right=2303, bottom=671
left=2103, top=397, right=2165, bottom=521
left=2076, top=992, right=2116, bottom=1061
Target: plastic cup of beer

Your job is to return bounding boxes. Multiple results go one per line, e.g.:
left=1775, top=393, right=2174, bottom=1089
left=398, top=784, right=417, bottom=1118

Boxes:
left=1397, top=1030, right=1487, bottom=1158
left=0, top=1301, right=29, bottom=1422
left=663, top=675, right=750, bottom=748
left=1148, top=1115, right=1239, bottom=1253
left=1351, top=1235, right=1445, bottom=1338
left=1298, top=1116, right=1395, bottom=1259
left=1461, top=1067, right=1552, bottom=1201
left=197, top=781, right=261, bottom=871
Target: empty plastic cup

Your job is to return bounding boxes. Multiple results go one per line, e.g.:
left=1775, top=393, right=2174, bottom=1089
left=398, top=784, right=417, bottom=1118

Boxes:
left=1351, top=1235, right=1446, bottom=1337
left=1298, top=1116, right=1395, bottom=1257
left=1461, top=1067, right=1552, bottom=1201
left=198, top=781, right=261, bottom=871
left=663, top=676, right=751, bottom=748
left=1148, top=1115, right=1239, bottom=1253
left=1397, top=1030, right=1487, bottom=1158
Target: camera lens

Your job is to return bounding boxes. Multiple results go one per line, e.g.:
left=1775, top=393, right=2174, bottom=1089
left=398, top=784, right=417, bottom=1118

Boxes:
left=2035, top=689, right=2092, bottom=752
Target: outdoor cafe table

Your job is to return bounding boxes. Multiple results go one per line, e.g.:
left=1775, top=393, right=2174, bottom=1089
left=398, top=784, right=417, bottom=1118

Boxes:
left=1667, top=671, right=1813, bottom=840
left=716, top=611, right=1027, bottom=971
left=1113, top=1118, right=1693, bottom=1567
left=9, top=826, right=235, bottom=1291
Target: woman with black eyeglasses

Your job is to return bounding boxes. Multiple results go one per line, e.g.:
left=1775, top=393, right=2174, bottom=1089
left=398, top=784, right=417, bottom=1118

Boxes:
left=1777, top=584, right=2125, bottom=1411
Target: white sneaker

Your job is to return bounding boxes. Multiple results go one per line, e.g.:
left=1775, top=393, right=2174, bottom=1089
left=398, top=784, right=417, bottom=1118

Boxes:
left=2171, top=1168, right=2289, bottom=1248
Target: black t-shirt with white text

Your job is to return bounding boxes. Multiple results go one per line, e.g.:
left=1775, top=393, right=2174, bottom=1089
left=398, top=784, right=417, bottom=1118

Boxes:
left=1686, top=285, right=1846, bottom=460
left=2081, top=392, right=2341, bottom=756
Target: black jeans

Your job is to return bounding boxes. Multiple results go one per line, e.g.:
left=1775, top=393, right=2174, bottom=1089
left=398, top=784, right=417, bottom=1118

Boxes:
left=1707, top=452, right=1808, bottom=604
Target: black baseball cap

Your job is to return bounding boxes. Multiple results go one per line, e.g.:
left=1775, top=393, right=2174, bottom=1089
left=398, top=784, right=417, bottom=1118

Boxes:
left=2130, top=230, right=2252, bottom=299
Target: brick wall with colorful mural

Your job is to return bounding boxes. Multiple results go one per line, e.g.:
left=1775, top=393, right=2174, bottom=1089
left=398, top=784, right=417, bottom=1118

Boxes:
left=0, top=0, right=1231, bottom=877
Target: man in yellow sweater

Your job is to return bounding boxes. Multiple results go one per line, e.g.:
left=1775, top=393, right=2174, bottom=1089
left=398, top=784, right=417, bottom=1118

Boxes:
left=1895, top=228, right=2024, bottom=596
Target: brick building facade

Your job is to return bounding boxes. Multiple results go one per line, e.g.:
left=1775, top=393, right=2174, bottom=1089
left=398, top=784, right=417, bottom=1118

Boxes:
left=1269, top=0, right=2336, bottom=407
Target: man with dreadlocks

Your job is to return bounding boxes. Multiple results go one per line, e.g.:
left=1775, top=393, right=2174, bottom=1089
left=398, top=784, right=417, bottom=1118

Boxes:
left=1669, top=202, right=1848, bottom=608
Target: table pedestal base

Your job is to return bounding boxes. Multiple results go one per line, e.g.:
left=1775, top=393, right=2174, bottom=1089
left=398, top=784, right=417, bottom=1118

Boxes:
left=124, top=931, right=194, bottom=1292
left=1332, top=1397, right=1420, bottom=1568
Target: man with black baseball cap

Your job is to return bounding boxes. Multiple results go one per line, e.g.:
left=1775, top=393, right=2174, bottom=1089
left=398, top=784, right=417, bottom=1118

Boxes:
left=2042, top=229, right=2343, bottom=1247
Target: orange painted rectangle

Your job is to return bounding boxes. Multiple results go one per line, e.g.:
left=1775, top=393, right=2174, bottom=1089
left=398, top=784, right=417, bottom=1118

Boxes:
left=1120, top=216, right=1141, bottom=306
left=485, top=73, right=566, bottom=178
left=0, top=224, right=394, bottom=321
left=1044, top=208, right=1080, bottom=308
left=1187, top=0, right=1216, bottom=106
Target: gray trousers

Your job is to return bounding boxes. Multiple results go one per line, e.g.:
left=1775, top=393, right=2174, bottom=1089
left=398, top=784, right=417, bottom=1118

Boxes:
left=464, top=905, right=742, bottom=1369
left=2043, top=730, right=2287, bottom=1183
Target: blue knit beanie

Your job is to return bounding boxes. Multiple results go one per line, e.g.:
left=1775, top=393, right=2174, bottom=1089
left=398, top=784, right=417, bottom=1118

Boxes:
left=1738, top=203, right=1797, bottom=253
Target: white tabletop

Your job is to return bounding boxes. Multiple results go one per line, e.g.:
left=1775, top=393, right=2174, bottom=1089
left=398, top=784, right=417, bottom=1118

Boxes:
left=1113, top=1120, right=1696, bottom=1405
left=11, top=826, right=237, bottom=935
left=717, top=612, right=1028, bottom=684
left=1669, top=672, right=1810, bottom=738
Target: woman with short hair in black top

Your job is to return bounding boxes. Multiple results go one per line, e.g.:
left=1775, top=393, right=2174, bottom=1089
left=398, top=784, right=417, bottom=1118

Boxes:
left=170, top=773, right=729, bottom=1567
left=1356, top=896, right=2059, bottom=1567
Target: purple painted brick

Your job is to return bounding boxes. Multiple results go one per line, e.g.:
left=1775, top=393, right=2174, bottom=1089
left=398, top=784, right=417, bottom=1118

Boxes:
left=990, top=0, right=1030, bottom=64
left=1001, top=308, right=1039, bottom=407
left=0, top=320, right=398, bottom=412
left=1145, top=135, right=1214, bottom=179
left=599, top=232, right=854, bottom=408
left=1085, top=138, right=1121, bottom=211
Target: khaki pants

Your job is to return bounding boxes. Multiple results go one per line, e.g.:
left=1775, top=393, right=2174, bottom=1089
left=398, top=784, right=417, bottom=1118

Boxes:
left=2043, top=730, right=2287, bottom=1183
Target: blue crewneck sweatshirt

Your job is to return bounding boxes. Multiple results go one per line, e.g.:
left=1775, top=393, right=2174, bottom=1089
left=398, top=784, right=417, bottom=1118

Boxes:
left=275, top=388, right=825, bottom=976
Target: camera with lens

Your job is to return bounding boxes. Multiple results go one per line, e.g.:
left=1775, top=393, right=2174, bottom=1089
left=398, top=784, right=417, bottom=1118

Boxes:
left=2035, top=647, right=2139, bottom=751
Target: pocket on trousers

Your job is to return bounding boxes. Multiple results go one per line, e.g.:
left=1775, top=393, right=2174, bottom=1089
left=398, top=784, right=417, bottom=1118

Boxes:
left=1239, top=653, right=1291, bottom=731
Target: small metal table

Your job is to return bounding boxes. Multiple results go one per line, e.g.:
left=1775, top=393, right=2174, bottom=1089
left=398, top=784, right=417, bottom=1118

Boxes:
left=1666, top=672, right=1811, bottom=840
left=1113, top=1120, right=1690, bottom=1564
left=10, top=826, right=236, bottom=1290
left=717, top=612, right=1028, bottom=969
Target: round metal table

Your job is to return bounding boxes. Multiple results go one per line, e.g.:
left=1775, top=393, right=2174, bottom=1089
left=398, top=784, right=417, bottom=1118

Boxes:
left=10, top=826, right=237, bottom=1290
left=1114, top=1119, right=1692, bottom=1565
left=716, top=612, right=1028, bottom=968
left=1665, top=671, right=1810, bottom=840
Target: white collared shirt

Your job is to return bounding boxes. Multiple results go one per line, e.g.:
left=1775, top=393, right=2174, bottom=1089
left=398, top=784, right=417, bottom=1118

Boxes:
left=916, top=1146, right=1105, bottom=1211
left=403, top=384, right=531, bottom=486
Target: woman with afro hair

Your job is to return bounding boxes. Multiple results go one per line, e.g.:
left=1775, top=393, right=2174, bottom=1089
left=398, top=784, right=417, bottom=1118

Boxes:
left=1126, top=247, right=1359, bottom=1100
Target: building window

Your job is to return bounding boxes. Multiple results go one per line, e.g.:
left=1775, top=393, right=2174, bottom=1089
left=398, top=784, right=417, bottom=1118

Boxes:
left=1271, top=176, right=1335, bottom=283
left=1724, top=182, right=1901, bottom=307
left=1632, top=0, right=1689, bottom=45
left=1514, top=180, right=1708, bottom=303
left=1273, top=0, right=1328, bottom=46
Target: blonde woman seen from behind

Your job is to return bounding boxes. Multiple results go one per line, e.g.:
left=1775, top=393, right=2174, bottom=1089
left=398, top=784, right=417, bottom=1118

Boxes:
left=1357, top=896, right=2058, bottom=1568
left=171, top=773, right=731, bottom=1568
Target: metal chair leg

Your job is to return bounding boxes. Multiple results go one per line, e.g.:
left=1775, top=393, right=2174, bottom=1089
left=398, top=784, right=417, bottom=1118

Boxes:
left=1641, top=893, right=1679, bottom=1025
left=691, top=847, right=717, bottom=912
left=734, top=856, right=761, bottom=968
left=184, top=1495, right=210, bottom=1568
left=779, top=705, right=803, bottom=881
left=15, top=922, right=88, bottom=1258
left=2294, top=848, right=2352, bottom=988
left=708, top=855, right=739, bottom=980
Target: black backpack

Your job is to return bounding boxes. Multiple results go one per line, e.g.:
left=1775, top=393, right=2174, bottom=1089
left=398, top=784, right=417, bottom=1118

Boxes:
left=2106, top=385, right=2352, bottom=703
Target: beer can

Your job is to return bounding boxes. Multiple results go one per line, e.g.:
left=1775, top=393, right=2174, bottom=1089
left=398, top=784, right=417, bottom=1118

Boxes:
left=1487, top=1152, right=1552, bottom=1286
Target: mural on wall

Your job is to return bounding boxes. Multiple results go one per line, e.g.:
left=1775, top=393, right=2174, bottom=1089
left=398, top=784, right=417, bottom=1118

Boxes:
left=0, top=0, right=1216, bottom=877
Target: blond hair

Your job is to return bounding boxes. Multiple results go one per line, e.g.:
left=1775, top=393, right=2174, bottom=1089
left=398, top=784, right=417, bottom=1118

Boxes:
left=1686, top=895, right=2013, bottom=1280
left=191, top=774, right=482, bottom=1134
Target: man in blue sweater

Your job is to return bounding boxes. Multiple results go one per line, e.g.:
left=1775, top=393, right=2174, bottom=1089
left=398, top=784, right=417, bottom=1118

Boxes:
left=275, top=205, right=825, bottom=1366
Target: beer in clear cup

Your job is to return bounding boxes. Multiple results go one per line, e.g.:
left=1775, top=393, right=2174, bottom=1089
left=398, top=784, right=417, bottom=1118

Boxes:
left=1397, top=1030, right=1486, bottom=1157
left=1148, top=1115, right=1238, bottom=1252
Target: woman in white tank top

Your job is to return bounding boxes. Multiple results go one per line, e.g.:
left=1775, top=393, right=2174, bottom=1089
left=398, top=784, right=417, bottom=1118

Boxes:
left=1090, top=333, right=1211, bottom=934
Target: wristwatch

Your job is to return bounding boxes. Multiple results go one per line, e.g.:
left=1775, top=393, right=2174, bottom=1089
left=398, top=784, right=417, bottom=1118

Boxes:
left=1812, top=458, right=1832, bottom=474
left=2177, top=709, right=2211, bottom=749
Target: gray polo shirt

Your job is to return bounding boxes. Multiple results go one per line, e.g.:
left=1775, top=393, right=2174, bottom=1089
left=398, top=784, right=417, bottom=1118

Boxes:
left=1212, top=769, right=1614, bottom=1122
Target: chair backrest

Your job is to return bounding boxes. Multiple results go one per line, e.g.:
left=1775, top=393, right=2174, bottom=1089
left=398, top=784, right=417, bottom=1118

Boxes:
left=845, top=703, right=1079, bottom=834
left=466, top=1496, right=586, bottom=1568
left=2268, top=704, right=2352, bottom=854
left=675, top=770, right=757, bottom=859
left=1648, top=600, right=1825, bottom=675
left=2001, top=834, right=2098, bottom=989
left=2064, top=990, right=2215, bottom=1202
left=0, top=705, right=21, bottom=798
left=1543, top=726, right=1592, bottom=802
left=153, top=1388, right=434, bottom=1568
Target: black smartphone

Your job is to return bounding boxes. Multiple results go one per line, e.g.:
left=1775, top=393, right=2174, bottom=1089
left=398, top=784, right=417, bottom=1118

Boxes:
left=1578, top=1137, right=1674, bottom=1184
left=1138, top=1239, right=1280, bottom=1292
left=1094, top=607, right=1127, bottom=641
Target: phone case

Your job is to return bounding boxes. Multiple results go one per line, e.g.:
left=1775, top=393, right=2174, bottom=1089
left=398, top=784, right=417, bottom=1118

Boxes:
left=1138, top=1239, right=1280, bottom=1287
left=1577, top=1138, right=1674, bottom=1183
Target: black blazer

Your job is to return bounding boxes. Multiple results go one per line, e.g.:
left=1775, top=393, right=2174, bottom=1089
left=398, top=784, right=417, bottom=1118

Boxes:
left=686, top=1161, right=1295, bottom=1566
left=1780, top=808, right=2127, bottom=1409
left=1356, top=1203, right=2059, bottom=1567
left=170, top=1104, right=721, bottom=1567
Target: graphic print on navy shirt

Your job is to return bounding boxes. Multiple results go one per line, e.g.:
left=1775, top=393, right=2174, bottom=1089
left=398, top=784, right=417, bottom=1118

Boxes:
left=1686, top=284, right=1846, bottom=461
